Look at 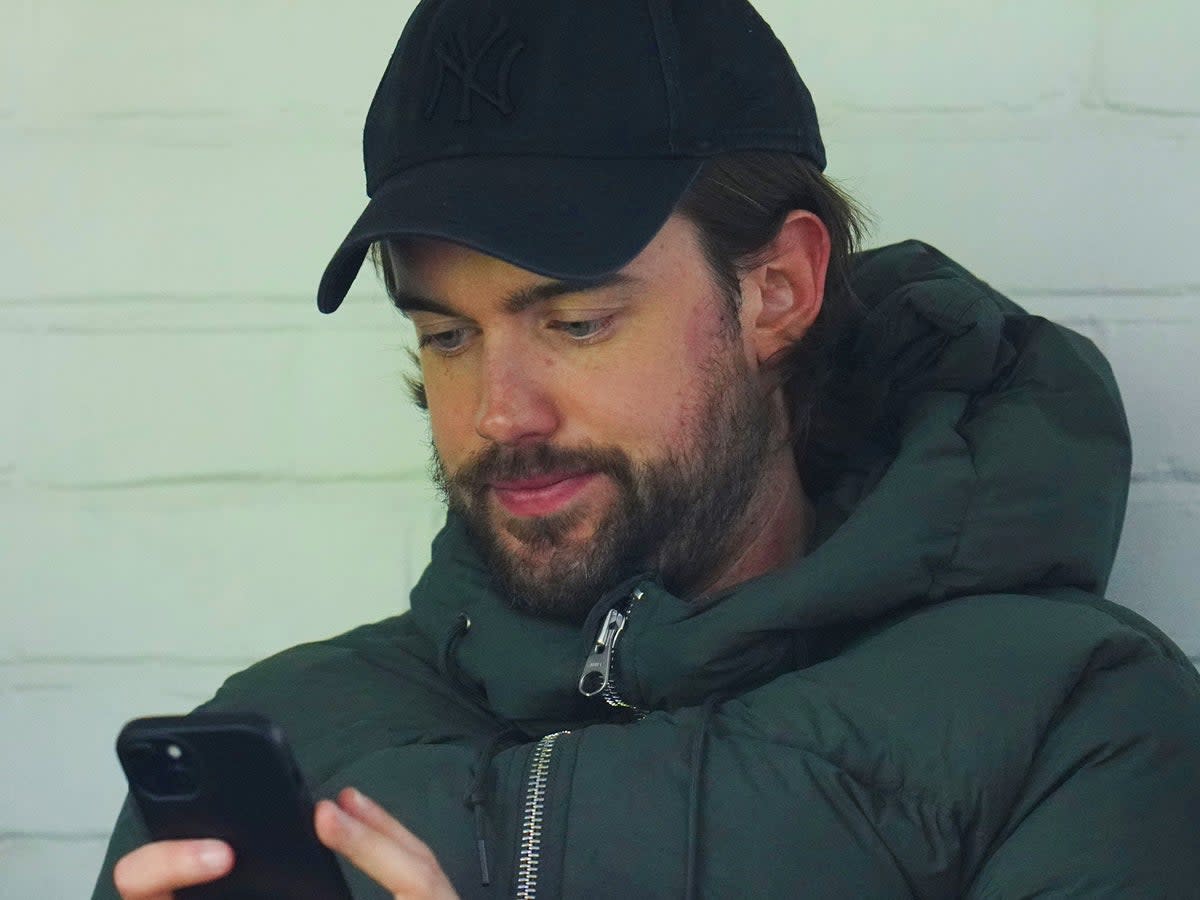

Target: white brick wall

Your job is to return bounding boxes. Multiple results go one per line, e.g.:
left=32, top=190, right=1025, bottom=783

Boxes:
left=3, top=3, right=1198, bottom=896
left=1096, top=0, right=1200, bottom=114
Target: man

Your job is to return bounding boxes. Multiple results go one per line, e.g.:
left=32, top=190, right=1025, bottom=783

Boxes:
left=96, top=0, right=1200, bottom=897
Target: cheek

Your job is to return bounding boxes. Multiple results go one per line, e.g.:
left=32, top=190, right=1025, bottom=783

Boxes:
left=560, top=354, right=705, bottom=448
left=573, top=309, right=728, bottom=444
left=423, top=374, right=475, bottom=463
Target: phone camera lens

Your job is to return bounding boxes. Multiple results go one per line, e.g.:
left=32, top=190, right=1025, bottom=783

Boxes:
left=124, top=738, right=200, bottom=798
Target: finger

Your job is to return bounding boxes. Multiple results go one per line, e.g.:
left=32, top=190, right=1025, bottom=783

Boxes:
left=338, top=787, right=430, bottom=856
left=112, top=840, right=233, bottom=900
left=316, top=799, right=453, bottom=898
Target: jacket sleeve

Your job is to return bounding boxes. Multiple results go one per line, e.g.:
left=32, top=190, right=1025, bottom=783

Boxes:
left=87, top=622, right=501, bottom=900
left=964, top=649, right=1200, bottom=898
left=89, top=797, right=149, bottom=900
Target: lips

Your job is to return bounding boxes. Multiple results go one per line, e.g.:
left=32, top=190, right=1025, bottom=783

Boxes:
left=490, top=471, right=597, bottom=517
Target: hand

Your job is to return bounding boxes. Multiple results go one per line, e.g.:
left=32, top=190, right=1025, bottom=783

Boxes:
left=315, top=787, right=459, bottom=899
left=111, top=788, right=458, bottom=900
left=112, top=838, right=234, bottom=899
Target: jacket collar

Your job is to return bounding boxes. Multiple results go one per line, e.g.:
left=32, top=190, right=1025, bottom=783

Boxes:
left=408, top=240, right=1131, bottom=730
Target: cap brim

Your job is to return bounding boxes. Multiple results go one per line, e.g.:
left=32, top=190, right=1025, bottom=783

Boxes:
left=317, top=155, right=705, bottom=313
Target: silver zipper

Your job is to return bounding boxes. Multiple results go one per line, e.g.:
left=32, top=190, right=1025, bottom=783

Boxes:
left=600, top=677, right=639, bottom=710
left=514, top=730, right=569, bottom=899
left=578, top=606, right=628, bottom=697
left=578, top=588, right=645, bottom=712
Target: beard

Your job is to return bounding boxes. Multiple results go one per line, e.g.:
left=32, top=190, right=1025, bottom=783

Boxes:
left=431, top=338, right=779, bottom=624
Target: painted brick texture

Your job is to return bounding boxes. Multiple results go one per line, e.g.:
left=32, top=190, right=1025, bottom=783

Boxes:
left=1097, top=0, right=1200, bottom=114
left=0, top=302, right=430, bottom=483
left=3, top=3, right=1198, bottom=897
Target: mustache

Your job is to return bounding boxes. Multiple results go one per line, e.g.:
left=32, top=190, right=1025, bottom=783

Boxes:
left=447, top=442, right=635, bottom=496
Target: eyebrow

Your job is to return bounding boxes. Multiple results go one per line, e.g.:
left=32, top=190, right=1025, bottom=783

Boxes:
left=391, top=271, right=638, bottom=318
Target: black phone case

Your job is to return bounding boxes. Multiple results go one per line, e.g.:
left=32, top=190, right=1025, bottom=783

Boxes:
left=117, top=713, right=353, bottom=900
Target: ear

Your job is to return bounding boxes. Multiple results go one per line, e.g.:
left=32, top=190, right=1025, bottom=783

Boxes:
left=741, top=211, right=830, bottom=367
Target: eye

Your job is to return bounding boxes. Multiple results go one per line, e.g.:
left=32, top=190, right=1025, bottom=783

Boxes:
left=550, top=316, right=614, bottom=342
left=418, top=327, right=472, bottom=355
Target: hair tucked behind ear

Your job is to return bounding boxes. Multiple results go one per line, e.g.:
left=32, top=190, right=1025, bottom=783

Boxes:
left=675, top=151, right=880, bottom=494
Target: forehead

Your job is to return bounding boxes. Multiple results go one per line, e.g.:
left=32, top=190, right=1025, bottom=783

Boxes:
left=389, top=214, right=706, bottom=300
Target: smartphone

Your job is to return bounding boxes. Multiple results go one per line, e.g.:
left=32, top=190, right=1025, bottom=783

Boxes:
left=116, top=712, right=353, bottom=900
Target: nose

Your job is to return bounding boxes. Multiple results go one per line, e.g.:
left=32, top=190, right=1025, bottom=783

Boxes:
left=474, top=345, right=559, bottom=446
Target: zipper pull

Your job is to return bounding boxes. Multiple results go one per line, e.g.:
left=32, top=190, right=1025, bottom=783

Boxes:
left=578, top=606, right=627, bottom=697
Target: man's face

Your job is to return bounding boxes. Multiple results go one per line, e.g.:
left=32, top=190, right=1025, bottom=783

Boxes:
left=396, top=216, right=779, bottom=622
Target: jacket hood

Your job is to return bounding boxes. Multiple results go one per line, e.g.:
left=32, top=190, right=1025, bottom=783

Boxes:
left=407, top=240, right=1132, bottom=731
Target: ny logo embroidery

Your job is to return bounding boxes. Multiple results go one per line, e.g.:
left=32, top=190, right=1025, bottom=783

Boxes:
left=425, top=19, right=525, bottom=122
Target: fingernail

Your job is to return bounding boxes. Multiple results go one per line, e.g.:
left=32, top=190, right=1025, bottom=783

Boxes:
left=335, top=803, right=365, bottom=837
left=324, top=799, right=352, bottom=825
left=197, top=840, right=230, bottom=872
left=345, top=787, right=365, bottom=807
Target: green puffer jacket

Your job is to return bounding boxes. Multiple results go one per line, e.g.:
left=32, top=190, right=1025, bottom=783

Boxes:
left=93, top=241, right=1200, bottom=899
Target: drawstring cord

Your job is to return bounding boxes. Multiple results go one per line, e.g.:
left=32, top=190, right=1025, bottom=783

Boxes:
left=437, top=613, right=472, bottom=671
left=438, top=612, right=488, bottom=706
left=465, top=725, right=521, bottom=886
left=685, top=693, right=726, bottom=900
left=439, top=612, right=521, bottom=886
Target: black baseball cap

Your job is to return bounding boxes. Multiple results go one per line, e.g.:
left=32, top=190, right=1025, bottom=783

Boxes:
left=317, top=0, right=825, bottom=313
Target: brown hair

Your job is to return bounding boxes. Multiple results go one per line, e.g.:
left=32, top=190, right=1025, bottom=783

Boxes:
left=674, top=151, right=874, bottom=487
left=371, top=151, right=874, bottom=487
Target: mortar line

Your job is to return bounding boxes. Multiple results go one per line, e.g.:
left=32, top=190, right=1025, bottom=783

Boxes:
left=0, top=655, right=258, bottom=667
left=0, top=831, right=112, bottom=842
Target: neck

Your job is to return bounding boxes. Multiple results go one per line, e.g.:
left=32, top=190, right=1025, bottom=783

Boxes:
left=692, top=449, right=813, bottom=598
